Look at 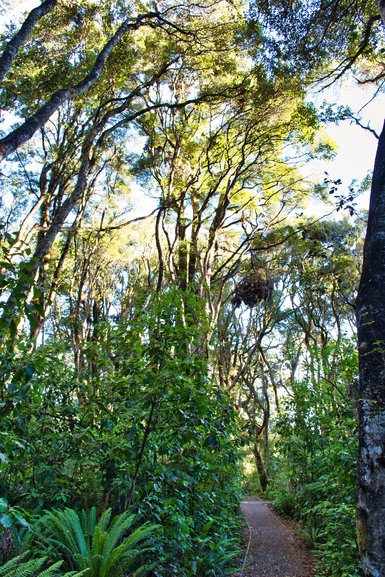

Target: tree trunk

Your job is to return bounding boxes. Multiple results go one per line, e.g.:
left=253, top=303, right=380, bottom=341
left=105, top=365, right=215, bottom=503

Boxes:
left=0, top=0, right=57, bottom=84
left=0, top=143, right=92, bottom=341
left=356, top=119, right=385, bottom=577
left=0, top=11, right=158, bottom=162
left=253, top=439, right=269, bottom=492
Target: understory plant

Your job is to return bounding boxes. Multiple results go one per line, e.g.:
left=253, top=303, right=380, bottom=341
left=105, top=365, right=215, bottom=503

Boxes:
left=27, top=507, right=158, bottom=577
left=1, top=289, right=242, bottom=576
left=271, top=339, right=360, bottom=577
left=0, top=551, right=88, bottom=577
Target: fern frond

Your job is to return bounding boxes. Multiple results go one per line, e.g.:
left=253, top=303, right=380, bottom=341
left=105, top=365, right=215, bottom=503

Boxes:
left=131, top=563, right=156, bottom=577
left=0, top=552, right=92, bottom=577
left=80, top=507, right=96, bottom=540
left=100, top=546, right=137, bottom=577
left=100, top=518, right=157, bottom=577
left=116, top=521, right=158, bottom=551
left=88, top=507, right=97, bottom=535
left=0, top=552, right=29, bottom=577
left=94, top=526, right=110, bottom=556
left=6, top=556, right=46, bottom=577
left=63, top=570, right=91, bottom=577
left=80, top=509, right=87, bottom=535
left=37, top=560, right=64, bottom=577
left=66, top=509, right=88, bottom=559
left=90, top=526, right=108, bottom=576
left=57, top=509, right=88, bottom=559
left=41, top=510, right=80, bottom=560
left=103, top=511, right=136, bottom=557
left=25, top=507, right=155, bottom=577
left=96, top=508, right=111, bottom=532
left=0, top=554, right=64, bottom=577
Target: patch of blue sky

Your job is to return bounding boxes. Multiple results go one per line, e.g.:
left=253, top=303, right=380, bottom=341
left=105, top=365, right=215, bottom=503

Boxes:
left=305, top=79, right=384, bottom=215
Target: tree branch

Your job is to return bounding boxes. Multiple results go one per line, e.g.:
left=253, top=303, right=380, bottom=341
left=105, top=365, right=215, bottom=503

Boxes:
left=0, top=0, right=57, bottom=84
left=0, top=10, right=160, bottom=162
left=317, top=15, right=381, bottom=88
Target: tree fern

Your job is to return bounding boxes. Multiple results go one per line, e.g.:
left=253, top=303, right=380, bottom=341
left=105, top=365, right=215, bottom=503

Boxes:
left=28, top=507, right=158, bottom=577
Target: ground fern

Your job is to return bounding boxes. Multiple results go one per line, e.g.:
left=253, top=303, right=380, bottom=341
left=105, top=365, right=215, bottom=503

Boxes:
left=0, top=551, right=88, bottom=577
left=28, top=507, right=158, bottom=577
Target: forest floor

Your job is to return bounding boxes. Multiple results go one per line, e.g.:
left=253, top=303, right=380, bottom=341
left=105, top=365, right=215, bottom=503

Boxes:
left=232, top=497, right=316, bottom=577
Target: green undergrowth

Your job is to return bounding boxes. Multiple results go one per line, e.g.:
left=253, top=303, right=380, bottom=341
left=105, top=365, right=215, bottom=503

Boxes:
left=0, top=289, right=243, bottom=577
left=271, top=482, right=360, bottom=577
left=269, top=341, right=361, bottom=577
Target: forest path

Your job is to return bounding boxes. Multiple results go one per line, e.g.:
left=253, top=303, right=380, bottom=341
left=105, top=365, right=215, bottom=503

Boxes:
left=236, top=497, right=315, bottom=577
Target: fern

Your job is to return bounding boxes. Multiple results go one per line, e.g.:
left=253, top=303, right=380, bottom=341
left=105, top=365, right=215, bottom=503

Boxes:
left=0, top=552, right=89, bottom=577
left=102, top=512, right=136, bottom=556
left=94, top=508, right=111, bottom=533
left=28, top=507, right=159, bottom=577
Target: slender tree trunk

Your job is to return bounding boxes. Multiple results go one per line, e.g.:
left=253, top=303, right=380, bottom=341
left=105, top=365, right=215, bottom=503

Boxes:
left=128, top=401, right=156, bottom=507
left=29, top=230, right=73, bottom=341
left=0, top=142, right=93, bottom=340
left=0, top=11, right=158, bottom=162
left=0, top=0, right=57, bottom=84
left=253, top=439, right=269, bottom=492
left=356, top=120, right=385, bottom=577
left=155, top=207, right=165, bottom=292
left=177, top=195, right=188, bottom=291
left=188, top=192, right=199, bottom=287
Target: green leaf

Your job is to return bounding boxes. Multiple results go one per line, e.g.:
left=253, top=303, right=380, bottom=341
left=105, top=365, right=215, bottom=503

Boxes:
left=0, top=513, right=13, bottom=528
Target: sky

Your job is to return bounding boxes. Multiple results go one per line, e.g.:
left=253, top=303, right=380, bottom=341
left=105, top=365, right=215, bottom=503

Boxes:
left=2, top=0, right=384, bottom=217
left=303, top=80, right=384, bottom=215
left=311, top=81, right=383, bottom=188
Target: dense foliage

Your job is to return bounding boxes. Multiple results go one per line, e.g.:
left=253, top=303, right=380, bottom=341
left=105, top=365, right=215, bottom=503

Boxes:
left=1, top=289, right=241, bottom=575
left=0, top=0, right=383, bottom=575
left=272, top=340, right=360, bottom=577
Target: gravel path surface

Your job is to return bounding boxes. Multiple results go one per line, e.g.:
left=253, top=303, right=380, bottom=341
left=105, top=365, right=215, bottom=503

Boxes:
left=238, top=497, right=315, bottom=577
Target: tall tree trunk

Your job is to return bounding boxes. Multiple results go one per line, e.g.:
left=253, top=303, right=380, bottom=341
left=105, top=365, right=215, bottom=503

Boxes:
left=253, top=439, right=269, bottom=492
left=0, top=143, right=92, bottom=340
left=356, top=120, right=385, bottom=576
left=177, top=194, right=188, bottom=291
left=0, top=0, right=57, bottom=84
left=29, top=230, right=73, bottom=342
left=0, top=11, right=158, bottom=162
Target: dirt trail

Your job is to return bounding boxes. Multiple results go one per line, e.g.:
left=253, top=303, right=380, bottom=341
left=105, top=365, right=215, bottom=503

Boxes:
left=237, top=497, right=315, bottom=577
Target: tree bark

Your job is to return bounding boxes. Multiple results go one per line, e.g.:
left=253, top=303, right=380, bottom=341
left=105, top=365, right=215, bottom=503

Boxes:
left=0, top=11, right=158, bottom=162
left=253, top=439, right=269, bottom=492
left=1, top=140, right=93, bottom=339
left=356, top=120, right=385, bottom=577
left=378, top=0, right=385, bottom=27
left=0, top=0, right=57, bottom=84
